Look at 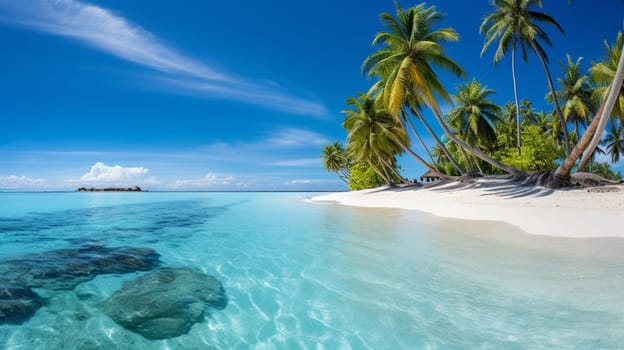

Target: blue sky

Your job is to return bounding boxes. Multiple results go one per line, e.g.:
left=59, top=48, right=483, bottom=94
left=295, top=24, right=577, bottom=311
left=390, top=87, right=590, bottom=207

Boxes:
left=0, top=0, right=623, bottom=191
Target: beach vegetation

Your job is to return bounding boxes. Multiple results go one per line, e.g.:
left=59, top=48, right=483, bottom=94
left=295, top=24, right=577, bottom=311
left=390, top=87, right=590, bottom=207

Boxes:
left=348, top=162, right=388, bottom=190
left=364, top=2, right=522, bottom=177
left=480, top=0, right=570, bottom=155
left=343, top=93, right=410, bottom=186
left=321, top=142, right=351, bottom=184
left=590, top=161, right=623, bottom=181
left=494, top=125, right=562, bottom=171
left=326, top=1, right=624, bottom=190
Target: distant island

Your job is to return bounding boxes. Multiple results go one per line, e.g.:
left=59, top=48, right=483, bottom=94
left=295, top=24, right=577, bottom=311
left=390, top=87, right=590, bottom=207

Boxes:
left=76, top=186, right=144, bottom=192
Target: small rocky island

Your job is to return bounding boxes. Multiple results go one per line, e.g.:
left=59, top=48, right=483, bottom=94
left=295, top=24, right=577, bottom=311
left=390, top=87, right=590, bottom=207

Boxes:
left=76, top=186, right=144, bottom=192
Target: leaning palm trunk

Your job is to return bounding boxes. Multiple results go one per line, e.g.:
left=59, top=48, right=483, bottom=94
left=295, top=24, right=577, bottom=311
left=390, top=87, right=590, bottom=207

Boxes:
left=410, top=107, right=465, bottom=175
left=458, top=145, right=474, bottom=174
left=377, top=153, right=409, bottom=184
left=511, top=46, right=522, bottom=155
left=531, top=41, right=572, bottom=156
left=550, top=104, right=605, bottom=185
left=369, top=160, right=392, bottom=185
left=431, top=106, right=524, bottom=177
left=402, top=108, right=439, bottom=171
left=392, top=136, right=440, bottom=174
left=577, top=47, right=624, bottom=170
left=378, top=161, right=393, bottom=185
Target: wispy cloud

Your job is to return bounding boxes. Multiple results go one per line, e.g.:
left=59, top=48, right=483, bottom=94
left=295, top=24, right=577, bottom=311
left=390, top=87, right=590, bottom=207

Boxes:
left=70, top=161, right=157, bottom=186
left=283, top=179, right=336, bottom=186
left=172, top=172, right=238, bottom=189
left=0, top=0, right=328, bottom=117
left=269, top=158, right=321, bottom=167
left=265, top=129, right=330, bottom=147
left=0, top=175, right=47, bottom=189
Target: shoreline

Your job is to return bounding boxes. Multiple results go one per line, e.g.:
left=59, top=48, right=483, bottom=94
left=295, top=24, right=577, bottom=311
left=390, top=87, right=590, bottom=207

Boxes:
left=311, top=178, right=624, bottom=238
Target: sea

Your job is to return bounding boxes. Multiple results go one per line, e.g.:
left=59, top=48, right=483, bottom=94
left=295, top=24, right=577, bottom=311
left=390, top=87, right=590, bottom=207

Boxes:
left=0, top=192, right=623, bottom=349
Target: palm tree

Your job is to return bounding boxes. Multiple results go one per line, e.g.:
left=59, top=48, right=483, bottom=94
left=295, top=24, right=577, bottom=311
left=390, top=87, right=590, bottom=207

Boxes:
left=534, top=111, right=553, bottom=135
left=364, top=2, right=522, bottom=176
left=480, top=0, right=570, bottom=155
left=548, top=55, right=595, bottom=142
left=362, top=2, right=466, bottom=175
left=601, top=121, right=624, bottom=163
left=575, top=31, right=624, bottom=172
left=321, top=142, right=350, bottom=184
left=447, top=79, right=501, bottom=150
left=343, top=93, right=411, bottom=185
left=520, top=99, right=538, bottom=125
left=590, top=32, right=624, bottom=121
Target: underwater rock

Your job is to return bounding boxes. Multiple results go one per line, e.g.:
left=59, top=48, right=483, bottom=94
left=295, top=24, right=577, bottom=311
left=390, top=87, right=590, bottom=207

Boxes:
left=103, top=267, right=227, bottom=339
left=0, top=245, right=161, bottom=290
left=0, top=285, right=44, bottom=324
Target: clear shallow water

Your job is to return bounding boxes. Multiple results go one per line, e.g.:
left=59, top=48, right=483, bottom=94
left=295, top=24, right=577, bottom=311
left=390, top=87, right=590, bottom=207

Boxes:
left=0, top=192, right=623, bottom=349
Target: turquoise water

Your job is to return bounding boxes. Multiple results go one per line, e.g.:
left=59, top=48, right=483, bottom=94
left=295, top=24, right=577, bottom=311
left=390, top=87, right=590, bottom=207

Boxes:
left=0, top=192, right=623, bottom=349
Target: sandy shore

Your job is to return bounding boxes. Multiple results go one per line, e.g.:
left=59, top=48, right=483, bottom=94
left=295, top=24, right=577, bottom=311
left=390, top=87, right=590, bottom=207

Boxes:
left=312, top=178, right=624, bottom=238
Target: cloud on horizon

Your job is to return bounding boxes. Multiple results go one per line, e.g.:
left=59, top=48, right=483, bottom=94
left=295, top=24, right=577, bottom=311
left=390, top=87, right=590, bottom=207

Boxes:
left=172, top=172, right=239, bottom=189
left=0, top=175, right=47, bottom=189
left=0, top=0, right=328, bottom=118
left=74, top=162, right=157, bottom=186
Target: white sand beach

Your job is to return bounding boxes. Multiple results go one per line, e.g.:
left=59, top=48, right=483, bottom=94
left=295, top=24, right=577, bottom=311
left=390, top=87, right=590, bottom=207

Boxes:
left=312, top=178, right=624, bottom=238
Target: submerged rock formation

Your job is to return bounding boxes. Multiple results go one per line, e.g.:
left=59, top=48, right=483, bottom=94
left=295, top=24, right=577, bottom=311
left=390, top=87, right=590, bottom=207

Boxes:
left=103, top=267, right=227, bottom=339
left=0, top=245, right=160, bottom=290
left=0, top=245, right=160, bottom=325
left=0, top=286, right=44, bottom=325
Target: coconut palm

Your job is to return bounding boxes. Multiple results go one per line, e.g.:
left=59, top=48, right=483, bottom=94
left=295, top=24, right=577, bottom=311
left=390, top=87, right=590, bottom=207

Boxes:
left=321, top=142, right=350, bottom=184
left=590, top=32, right=624, bottom=121
left=520, top=99, right=538, bottom=125
left=575, top=31, right=624, bottom=173
left=364, top=1, right=521, bottom=176
left=601, top=121, right=624, bottom=163
left=447, top=79, right=501, bottom=150
left=362, top=2, right=466, bottom=175
left=343, top=93, right=410, bottom=184
left=548, top=55, right=595, bottom=142
left=480, top=0, right=570, bottom=155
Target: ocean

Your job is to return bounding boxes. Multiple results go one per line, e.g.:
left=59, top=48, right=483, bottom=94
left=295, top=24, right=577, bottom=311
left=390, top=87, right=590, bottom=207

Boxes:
left=0, top=192, right=623, bottom=349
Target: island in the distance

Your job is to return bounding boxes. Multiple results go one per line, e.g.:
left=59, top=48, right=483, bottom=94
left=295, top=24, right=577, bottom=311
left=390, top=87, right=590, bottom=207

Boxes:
left=76, top=186, right=144, bottom=192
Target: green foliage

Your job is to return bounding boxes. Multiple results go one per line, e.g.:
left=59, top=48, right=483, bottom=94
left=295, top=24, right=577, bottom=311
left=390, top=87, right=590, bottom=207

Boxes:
left=321, top=141, right=350, bottom=183
left=348, top=163, right=385, bottom=191
left=494, top=125, right=562, bottom=171
left=590, top=162, right=623, bottom=181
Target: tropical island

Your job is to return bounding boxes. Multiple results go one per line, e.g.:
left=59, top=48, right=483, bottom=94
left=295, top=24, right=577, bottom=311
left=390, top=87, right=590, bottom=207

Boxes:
left=317, top=1, right=624, bottom=237
left=76, top=186, right=144, bottom=192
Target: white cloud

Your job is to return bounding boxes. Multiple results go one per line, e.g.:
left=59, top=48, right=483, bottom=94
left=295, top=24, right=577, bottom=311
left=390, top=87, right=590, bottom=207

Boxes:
left=0, top=175, right=47, bottom=189
left=0, top=0, right=328, bottom=117
left=75, top=162, right=156, bottom=186
left=266, top=129, right=330, bottom=147
left=172, top=172, right=236, bottom=189
left=270, top=158, right=321, bottom=167
left=283, top=179, right=335, bottom=186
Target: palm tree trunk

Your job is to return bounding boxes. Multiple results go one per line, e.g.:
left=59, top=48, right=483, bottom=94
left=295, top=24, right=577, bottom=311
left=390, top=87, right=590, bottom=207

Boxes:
left=403, top=108, right=439, bottom=171
left=431, top=107, right=524, bottom=177
left=378, top=160, right=393, bottom=186
left=458, top=143, right=474, bottom=174
left=337, top=171, right=349, bottom=184
left=577, top=46, right=624, bottom=170
left=556, top=104, right=605, bottom=178
left=410, top=107, right=465, bottom=175
left=369, top=161, right=392, bottom=185
left=473, top=156, right=484, bottom=174
left=377, top=153, right=408, bottom=184
left=531, top=41, right=572, bottom=156
left=511, top=45, right=522, bottom=155
left=392, top=136, right=439, bottom=174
